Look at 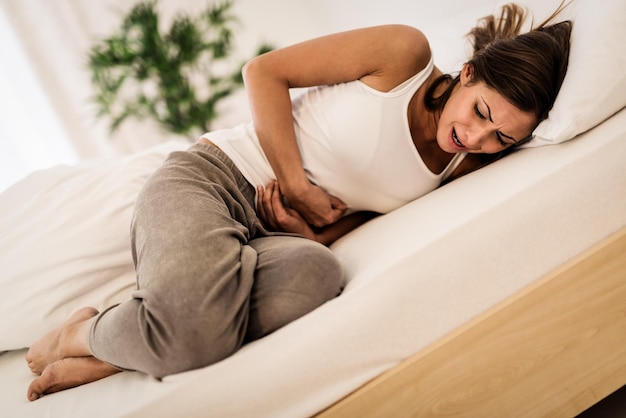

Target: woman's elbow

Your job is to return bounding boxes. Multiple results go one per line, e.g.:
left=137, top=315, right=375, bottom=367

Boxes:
left=242, top=54, right=269, bottom=87
left=241, top=57, right=256, bottom=83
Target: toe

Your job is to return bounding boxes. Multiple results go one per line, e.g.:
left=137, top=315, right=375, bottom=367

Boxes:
left=27, top=366, right=56, bottom=401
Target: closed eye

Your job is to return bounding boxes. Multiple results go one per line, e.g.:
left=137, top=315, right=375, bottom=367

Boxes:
left=495, top=132, right=507, bottom=146
left=474, top=104, right=486, bottom=120
left=475, top=103, right=509, bottom=147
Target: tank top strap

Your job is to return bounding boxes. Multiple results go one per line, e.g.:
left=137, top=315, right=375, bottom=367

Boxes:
left=440, top=152, right=467, bottom=183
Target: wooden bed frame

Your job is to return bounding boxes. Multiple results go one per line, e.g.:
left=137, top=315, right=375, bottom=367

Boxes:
left=317, top=226, right=626, bottom=417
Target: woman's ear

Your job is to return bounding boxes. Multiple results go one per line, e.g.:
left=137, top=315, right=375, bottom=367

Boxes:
left=460, top=63, right=474, bottom=85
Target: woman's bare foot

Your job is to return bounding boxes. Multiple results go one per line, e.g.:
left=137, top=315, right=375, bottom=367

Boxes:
left=27, top=356, right=120, bottom=401
left=26, top=307, right=99, bottom=374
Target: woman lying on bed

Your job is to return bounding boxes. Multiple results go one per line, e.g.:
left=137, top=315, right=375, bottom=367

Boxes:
left=25, top=2, right=571, bottom=401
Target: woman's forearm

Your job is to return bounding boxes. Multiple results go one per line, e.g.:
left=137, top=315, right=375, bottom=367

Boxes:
left=243, top=56, right=347, bottom=227
left=242, top=58, right=309, bottom=199
left=314, top=211, right=379, bottom=246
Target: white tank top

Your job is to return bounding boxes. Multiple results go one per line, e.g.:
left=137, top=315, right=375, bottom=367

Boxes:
left=203, top=56, right=465, bottom=214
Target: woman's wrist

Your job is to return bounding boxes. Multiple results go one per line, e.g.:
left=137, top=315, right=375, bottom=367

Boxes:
left=279, top=173, right=310, bottom=204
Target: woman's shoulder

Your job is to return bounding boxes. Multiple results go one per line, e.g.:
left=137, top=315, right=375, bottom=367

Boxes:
left=377, top=25, right=431, bottom=69
left=359, top=25, right=432, bottom=91
left=372, top=25, right=428, bottom=45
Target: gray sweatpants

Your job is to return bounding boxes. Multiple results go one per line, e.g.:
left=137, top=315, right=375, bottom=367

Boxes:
left=88, top=142, right=344, bottom=378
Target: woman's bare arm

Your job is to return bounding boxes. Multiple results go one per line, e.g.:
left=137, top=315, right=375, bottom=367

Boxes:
left=243, top=25, right=431, bottom=227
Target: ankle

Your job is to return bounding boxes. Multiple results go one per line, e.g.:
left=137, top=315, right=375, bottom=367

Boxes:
left=59, top=318, right=93, bottom=358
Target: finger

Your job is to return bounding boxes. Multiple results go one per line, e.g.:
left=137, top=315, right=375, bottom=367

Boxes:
left=256, top=186, right=267, bottom=222
left=270, top=183, right=292, bottom=230
left=258, top=185, right=277, bottom=229
left=329, top=195, right=348, bottom=212
left=262, top=182, right=281, bottom=229
left=274, top=182, right=291, bottom=209
left=271, top=182, right=289, bottom=220
left=262, top=181, right=273, bottom=209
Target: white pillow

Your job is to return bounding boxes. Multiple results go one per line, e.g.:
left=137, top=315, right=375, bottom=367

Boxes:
left=0, top=140, right=186, bottom=351
left=512, top=0, right=626, bottom=146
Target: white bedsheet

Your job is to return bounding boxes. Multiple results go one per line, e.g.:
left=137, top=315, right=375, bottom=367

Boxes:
left=2, top=106, right=625, bottom=418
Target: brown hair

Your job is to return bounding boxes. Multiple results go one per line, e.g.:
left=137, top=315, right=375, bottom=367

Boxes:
left=425, top=2, right=573, bottom=142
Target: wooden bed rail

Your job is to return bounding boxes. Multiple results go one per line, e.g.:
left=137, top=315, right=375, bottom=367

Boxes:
left=317, top=226, right=626, bottom=418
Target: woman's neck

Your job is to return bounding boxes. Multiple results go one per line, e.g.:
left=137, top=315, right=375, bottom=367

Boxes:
left=407, top=67, right=455, bottom=174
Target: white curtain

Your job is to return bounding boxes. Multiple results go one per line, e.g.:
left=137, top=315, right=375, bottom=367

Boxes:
left=1, top=0, right=179, bottom=161
left=0, top=6, right=79, bottom=192
left=0, top=1, right=165, bottom=191
left=0, top=0, right=332, bottom=193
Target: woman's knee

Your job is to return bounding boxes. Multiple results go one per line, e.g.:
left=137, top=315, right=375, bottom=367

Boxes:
left=295, top=241, right=345, bottom=300
left=259, top=238, right=344, bottom=299
left=245, top=238, right=344, bottom=341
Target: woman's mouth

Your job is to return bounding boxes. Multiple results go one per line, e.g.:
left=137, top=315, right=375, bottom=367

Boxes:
left=452, top=128, right=464, bottom=149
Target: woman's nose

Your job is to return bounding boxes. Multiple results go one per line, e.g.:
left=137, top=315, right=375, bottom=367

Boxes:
left=467, top=125, right=493, bottom=146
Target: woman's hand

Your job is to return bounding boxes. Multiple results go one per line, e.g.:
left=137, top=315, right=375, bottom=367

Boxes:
left=257, top=181, right=317, bottom=240
left=258, top=181, right=378, bottom=246
left=283, top=181, right=347, bottom=228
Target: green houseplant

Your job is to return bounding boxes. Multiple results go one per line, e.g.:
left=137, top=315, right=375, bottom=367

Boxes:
left=88, top=0, right=272, bottom=138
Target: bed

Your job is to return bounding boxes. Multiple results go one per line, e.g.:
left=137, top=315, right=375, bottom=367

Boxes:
left=1, top=0, right=625, bottom=416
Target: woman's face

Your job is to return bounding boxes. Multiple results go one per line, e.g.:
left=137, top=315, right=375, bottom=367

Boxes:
left=437, top=64, right=537, bottom=154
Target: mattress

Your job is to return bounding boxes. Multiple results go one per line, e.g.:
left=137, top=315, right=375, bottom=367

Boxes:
left=2, top=104, right=625, bottom=417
